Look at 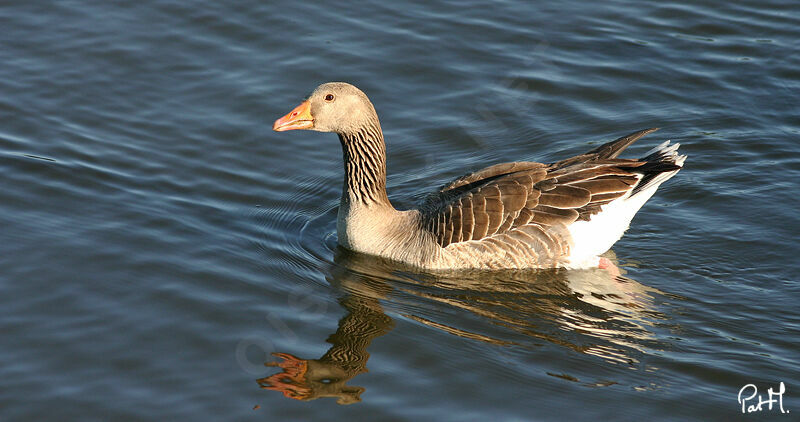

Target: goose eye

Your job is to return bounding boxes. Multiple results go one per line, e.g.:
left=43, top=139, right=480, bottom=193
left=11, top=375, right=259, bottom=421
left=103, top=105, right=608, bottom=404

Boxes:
left=324, top=94, right=335, bottom=102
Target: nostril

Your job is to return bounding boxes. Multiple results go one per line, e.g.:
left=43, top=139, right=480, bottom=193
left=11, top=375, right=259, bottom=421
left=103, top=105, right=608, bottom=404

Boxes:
left=292, top=112, right=297, bottom=116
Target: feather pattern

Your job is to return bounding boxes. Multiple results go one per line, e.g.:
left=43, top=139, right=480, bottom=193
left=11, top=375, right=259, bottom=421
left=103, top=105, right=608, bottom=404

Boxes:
left=418, top=127, right=685, bottom=267
left=275, top=82, right=686, bottom=270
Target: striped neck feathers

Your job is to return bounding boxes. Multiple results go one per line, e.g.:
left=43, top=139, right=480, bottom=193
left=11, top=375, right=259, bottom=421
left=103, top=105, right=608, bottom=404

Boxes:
left=337, top=120, right=391, bottom=208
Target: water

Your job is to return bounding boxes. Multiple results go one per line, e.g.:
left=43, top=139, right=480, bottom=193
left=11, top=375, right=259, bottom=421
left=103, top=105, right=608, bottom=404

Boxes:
left=1, top=0, right=798, bottom=420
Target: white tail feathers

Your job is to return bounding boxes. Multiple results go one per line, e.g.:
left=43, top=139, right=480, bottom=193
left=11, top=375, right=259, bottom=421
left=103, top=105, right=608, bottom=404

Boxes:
left=565, top=141, right=685, bottom=268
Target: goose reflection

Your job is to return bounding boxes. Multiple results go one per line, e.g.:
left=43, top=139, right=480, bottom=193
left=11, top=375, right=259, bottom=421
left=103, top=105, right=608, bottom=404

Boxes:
left=260, top=247, right=669, bottom=404
left=258, top=258, right=394, bottom=405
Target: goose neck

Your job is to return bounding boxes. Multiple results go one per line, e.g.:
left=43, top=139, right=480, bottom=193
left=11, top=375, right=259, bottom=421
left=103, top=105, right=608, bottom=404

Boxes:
left=338, top=124, right=392, bottom=208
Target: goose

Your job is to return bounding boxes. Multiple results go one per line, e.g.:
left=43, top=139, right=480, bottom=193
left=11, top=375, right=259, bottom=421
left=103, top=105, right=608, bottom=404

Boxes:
left=273, top=82, right=685, bottom=270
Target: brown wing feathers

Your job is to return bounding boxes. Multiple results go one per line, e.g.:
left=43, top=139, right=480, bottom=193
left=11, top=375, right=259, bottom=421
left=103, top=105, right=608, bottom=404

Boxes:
left=581, top=127, right=660, bottom=159
left=440, top=162, right=546, bottom=193
left=431, top=176, right=533, bottom=246
left=423, top=128, right=664, bottom=247
left=537, top=185, right=591, bottom=209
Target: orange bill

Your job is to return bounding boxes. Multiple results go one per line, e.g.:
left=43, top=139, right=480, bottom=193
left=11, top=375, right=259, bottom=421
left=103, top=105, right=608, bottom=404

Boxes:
left=273, top=100, right=313, bottom=131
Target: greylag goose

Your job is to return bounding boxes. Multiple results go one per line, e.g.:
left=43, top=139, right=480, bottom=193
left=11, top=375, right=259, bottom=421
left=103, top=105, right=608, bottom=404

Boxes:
left=273, top=82, right=685, bottom=270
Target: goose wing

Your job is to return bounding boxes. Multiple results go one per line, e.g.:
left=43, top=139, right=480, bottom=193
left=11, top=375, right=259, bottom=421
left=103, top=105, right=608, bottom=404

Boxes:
left=419, top=129, right=664, bottom=249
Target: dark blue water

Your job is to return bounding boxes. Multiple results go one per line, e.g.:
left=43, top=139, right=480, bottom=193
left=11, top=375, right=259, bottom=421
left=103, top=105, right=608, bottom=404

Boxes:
left=1, top=0, right=798, bottom=420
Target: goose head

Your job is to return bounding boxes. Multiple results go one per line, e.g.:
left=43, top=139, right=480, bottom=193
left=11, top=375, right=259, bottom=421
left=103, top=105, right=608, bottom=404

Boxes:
left=273, top=82, right=380, bottom=135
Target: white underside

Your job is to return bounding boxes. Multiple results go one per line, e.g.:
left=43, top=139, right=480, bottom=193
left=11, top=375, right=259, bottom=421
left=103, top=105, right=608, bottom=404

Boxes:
left=565, top=180, right=657, bottom=268
left=565, top=141, right=685, bottom=269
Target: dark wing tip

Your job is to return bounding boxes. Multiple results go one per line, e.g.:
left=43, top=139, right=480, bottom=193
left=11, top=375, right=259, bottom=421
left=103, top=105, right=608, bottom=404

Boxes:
left=587, top=128, right=660, bottom=159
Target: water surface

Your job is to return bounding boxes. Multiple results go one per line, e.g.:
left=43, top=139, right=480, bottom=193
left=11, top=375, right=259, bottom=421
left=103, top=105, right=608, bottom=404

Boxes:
left=1, top=0, right=799, bottom=420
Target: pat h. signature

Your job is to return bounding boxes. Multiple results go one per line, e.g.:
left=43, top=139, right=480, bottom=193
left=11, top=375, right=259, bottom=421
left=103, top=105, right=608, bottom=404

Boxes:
left=738, top=382, right=789, bottom=414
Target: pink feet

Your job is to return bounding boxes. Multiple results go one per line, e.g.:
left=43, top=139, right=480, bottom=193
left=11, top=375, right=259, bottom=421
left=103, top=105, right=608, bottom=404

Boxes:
left=259, top=353, right=311, bottom=400
left=598, top=257, right=622, bottom=278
